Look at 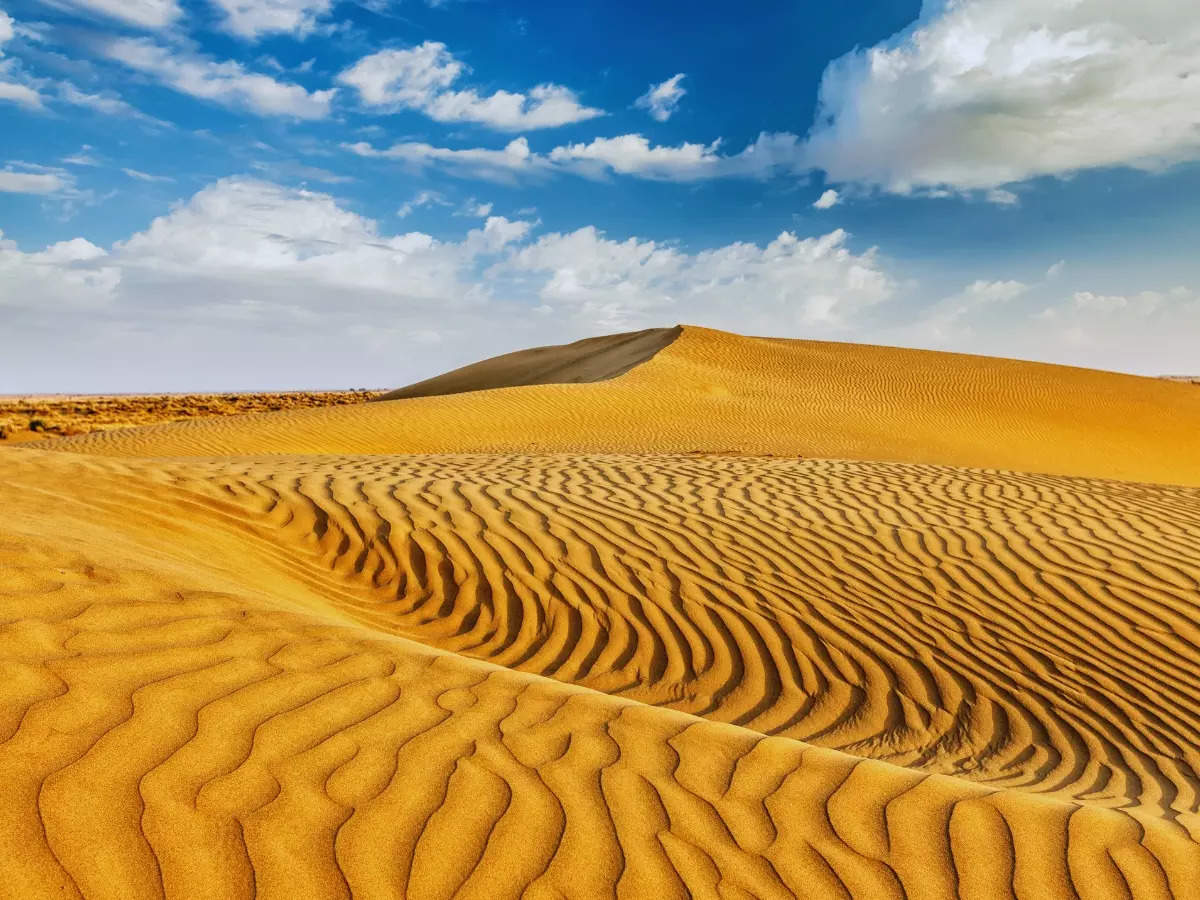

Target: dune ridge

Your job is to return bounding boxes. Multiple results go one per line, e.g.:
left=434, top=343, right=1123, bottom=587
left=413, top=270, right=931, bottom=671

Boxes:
left=4, top=325, right=1200, bottom=898
left=45, top=326, right=1200, bottom=485
left=376, top=326, right=682, bottom=401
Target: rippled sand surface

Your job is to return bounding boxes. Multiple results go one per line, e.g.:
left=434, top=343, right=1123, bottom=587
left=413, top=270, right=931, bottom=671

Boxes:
left=4, top=326, right=1200, bottom=898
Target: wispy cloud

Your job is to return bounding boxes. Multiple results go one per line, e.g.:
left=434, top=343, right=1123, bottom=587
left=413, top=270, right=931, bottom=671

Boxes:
left=121, top=167, right=174, bottom=183
left=634, top=73, right=686, bottom=122
left=101, top=37, right=334, bottom=119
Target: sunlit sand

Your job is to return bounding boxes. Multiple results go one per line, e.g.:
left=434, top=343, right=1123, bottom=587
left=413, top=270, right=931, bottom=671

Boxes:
left=2, top=326, right=1198, bottom=898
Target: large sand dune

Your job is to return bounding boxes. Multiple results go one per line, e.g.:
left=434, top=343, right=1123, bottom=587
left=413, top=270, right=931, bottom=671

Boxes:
left=4, top=325, right=1200, bottom=898
left=47, top=326, right=1200, bottom=485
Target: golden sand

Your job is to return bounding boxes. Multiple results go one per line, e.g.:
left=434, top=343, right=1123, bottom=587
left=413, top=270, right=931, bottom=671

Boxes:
left=3, top=326, right=1200, bottom=898
left=49, top=326, right=1200, bottom=485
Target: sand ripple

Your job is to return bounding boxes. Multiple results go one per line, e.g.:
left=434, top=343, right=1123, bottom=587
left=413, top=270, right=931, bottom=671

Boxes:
left=2, top=448, right=1199, bottom=897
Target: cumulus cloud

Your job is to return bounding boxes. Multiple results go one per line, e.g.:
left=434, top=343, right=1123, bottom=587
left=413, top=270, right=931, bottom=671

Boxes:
left=634, top=73, right=686, bottom=122
left=0, top=231, right=119, bottom=311
left=813, top=189, right=839, bottom=209
left=497, top=226, right=894, bottom=332
left=101, top=37, right=334, bottom=118
left=0, top=177, right=900, bottom=390
left=347, top=132, right=805, bottom=183
left=208, top=0, right=334, bottom=39
left=804, top=0, right=1200, bottom=195
left=45, top=0, right=182, bottom=28
left=337, top=41, right=603, bottom=130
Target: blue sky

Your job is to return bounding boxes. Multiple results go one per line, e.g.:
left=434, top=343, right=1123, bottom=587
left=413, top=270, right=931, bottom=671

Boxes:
left=1, top=0, right=1198, bottom=391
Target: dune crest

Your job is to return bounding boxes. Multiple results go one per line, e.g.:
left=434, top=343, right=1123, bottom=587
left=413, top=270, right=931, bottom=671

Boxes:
left=46, top=325, right=1200, bottom=485
left=376, top=326, right=682, bottom=400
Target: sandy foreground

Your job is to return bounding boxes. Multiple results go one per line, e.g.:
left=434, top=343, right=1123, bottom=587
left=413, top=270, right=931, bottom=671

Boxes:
left=2, top=325, right=1200, bottom=899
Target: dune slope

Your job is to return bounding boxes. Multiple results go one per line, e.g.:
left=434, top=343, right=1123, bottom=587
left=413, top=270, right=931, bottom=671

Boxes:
left=2, top=445, right=1200, bottom=897
left=46, top=326, right=1200, bottom=485
left=376, top=326, right=682, bottom=400
left=4, top=326, right=1200, bottom=898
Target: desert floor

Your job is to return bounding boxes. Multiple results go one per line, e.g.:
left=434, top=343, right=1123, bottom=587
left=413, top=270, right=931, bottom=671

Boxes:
left=2, top=325, right=1199, bottom=899
left=0, top=390, right=382, bottom=443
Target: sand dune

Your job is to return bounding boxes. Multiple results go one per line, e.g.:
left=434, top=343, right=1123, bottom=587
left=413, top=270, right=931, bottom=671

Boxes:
left=46, top=326, right=1200, bottom=485
left=4, top=325, right=1200, bottom=898
left=376, top=327, right=681, bottom=400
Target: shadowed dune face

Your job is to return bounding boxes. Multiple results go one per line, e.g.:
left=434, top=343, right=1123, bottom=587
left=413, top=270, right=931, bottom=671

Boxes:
left=376, top=326, right=683, bottom=401
left=45, top=326, right=1200, bottom=485
left=2, top=447, right=1200, bottom=898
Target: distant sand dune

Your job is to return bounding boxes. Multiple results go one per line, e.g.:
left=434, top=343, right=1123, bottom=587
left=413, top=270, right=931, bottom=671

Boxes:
left=46, top=326, right=1200, bottom=485
left=4, top=325, right=1200, bottom=897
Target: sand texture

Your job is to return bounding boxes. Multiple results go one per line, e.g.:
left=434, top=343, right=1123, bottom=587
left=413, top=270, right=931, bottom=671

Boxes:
left=46, top=326, right=1200, bottom=485
left=4, top=326, right=1200, bottom=898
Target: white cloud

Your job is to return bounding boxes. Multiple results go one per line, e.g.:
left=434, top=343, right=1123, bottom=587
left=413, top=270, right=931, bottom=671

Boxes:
left=813, top=189, right=839, bottom=209
left=0, top=168, right=68, bottom=194
left=1033, top=287, right=1200, bottom=371
left=102, top=37, right=334, bottom=118
left=208, top=0, right=334, bottom=38
left=804, top=0, right=1200, bottom=195
left=0, top=80, right=43, bottom=109
left=635, top=73, right=686, bottom=122
left=55, top=82, right=169, bottom=126
left=0, top=177, right=902, bottom=390
left=986, top=189, right=1019, bottom=206
left=122, top=167, right=174, bottom=182
left=63, top=147, right=101, bottom=166
left=497, top=226, right=894, bottom=332
left=47, top=0, right=182, bottom=29
left=0, top=231, right=119, bottom=310
left=0, top=10, right=44, bottom=109
left=457, top=198, right=493, bottom=217
left=343, top=136, right=552, bottom=183
left=1046, top=260, right=1066, bottom=279
left=549, top=134, right=724, bottom=180
left=877, top=277, right=1200, bottom=375
left=397, top=189, right=449, bottom=217
left=348, top=132, right=805, bottom=183
left=550, top=132, right=804, bottom=181
left=337, top=41, right=603, bottom=130
left=896, top=278, right=1029, bottom=346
